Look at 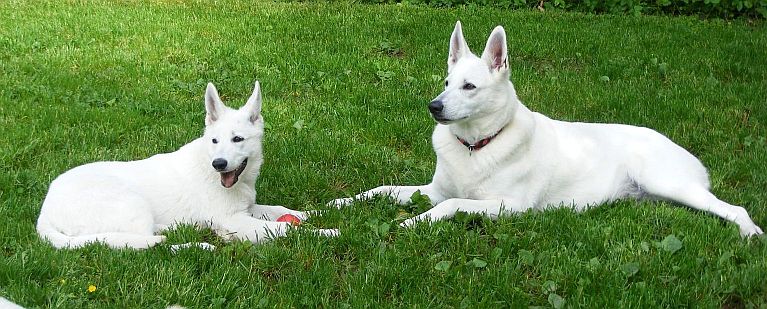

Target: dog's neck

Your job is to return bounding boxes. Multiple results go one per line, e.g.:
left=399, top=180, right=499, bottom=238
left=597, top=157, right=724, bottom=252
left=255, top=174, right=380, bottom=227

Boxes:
left=455, top=128, right=503, bottom=151
left=449, top=83, right=519, bottom=144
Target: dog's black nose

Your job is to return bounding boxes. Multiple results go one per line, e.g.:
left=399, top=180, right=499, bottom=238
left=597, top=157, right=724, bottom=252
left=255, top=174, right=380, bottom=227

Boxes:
left=428, top=100, right=444, bottom=114
left=212, top=158, right=228, bottom=171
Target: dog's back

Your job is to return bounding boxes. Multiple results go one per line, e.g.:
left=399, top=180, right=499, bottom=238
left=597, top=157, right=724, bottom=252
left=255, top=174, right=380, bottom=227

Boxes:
left=536, top=116, right=710, bottom=208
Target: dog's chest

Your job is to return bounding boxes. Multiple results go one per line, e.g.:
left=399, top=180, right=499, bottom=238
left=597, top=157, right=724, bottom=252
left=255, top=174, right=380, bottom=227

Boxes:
left=435, top=149, right=509, bottom=199
left=431, top=121, right=538, bottom=200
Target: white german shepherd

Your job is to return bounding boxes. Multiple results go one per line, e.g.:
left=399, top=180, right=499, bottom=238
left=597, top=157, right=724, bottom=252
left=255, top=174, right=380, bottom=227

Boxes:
left=37, top=82, right=337, bottom=249
left=331, top=22, right=763, bottom=238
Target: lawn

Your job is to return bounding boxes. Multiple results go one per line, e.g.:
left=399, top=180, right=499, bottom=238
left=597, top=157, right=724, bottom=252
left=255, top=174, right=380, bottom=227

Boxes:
left=1, top=0, right=766, bottom=307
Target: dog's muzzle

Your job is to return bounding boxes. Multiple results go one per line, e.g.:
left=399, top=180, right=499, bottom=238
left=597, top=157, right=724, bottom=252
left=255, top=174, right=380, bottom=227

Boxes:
left=213, top=158, right=248, bottom=188
left=429, top=100, right=449, bottom=123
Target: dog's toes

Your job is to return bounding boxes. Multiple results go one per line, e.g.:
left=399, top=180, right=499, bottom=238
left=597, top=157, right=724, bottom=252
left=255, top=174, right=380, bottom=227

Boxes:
left=196, top=242, right=216, bottom=250
left=327, top=198, right=354, bottom=209
left=739, top=224, right=764, bottom=238
left=169, top=242, right=216, bottom=253
left=400, top=213, right=437, bottom=228
left=400, top=218, right=420, bottom=228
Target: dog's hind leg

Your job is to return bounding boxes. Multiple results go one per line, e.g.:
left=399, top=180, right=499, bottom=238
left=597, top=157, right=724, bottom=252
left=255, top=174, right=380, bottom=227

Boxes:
left=37, top=192, right=164, bottom=249
left=624, top=136, right=762, bottom=237
left=38, top=227, right=165, bottom=249
left=631, top=146, right=762, bottom=237
left=642, top=182, right=763, bottom=237
left=400, top=198, right=530, bottom=227
left=329, top=184, right=445, bottom=208
left=75, top=233, right=166, bottom=249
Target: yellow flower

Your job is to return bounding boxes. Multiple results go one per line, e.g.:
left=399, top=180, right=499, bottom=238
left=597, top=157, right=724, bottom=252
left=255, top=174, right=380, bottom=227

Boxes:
left=87, top=285, right=97, bottom=293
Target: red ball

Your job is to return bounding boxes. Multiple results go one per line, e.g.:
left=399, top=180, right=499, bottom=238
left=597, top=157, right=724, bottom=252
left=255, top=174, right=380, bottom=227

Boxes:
left=276, top=214, right=301, bottom=226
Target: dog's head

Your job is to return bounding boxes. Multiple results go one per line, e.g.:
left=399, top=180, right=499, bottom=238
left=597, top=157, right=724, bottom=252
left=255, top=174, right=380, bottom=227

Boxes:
left=429, top=21, right=513, bottom=125
left=202, top=82, right=264, bottom=188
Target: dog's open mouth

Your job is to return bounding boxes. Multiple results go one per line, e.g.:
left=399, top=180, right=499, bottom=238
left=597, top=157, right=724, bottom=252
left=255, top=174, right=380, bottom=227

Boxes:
left=220, top=159, right=248, bottom=188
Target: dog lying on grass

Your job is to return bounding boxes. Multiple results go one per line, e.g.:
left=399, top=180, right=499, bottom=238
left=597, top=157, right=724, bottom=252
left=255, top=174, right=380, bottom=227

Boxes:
left=331, top=21, right=762, bottom=238
left=37, top=82, right=337, bottom=249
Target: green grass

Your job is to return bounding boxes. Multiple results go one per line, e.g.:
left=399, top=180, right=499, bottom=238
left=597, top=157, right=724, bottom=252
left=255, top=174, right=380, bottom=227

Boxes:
left=1, top=0, right=766, bottom=307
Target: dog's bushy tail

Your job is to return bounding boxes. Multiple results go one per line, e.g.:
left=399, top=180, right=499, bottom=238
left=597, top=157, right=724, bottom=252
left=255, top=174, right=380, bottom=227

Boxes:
left=37, top=222, right=165, bottom=249
left=0, top=297, right=25, bottom=309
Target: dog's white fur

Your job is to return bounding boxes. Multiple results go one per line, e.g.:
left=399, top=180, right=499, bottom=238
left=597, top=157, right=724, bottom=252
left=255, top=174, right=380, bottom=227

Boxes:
left=37, top=82, right=337, bottom=249
left=331, top=21, right=763, bottom=238
left=0, top=297, right=24, bottom=309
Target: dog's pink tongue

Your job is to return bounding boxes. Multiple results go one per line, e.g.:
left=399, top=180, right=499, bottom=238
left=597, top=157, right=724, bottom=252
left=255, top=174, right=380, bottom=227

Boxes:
left=221, top=171, right=238, bottom=188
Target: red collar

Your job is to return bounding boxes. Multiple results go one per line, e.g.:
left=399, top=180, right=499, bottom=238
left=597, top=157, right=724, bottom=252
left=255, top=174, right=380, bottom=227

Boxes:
left=456, top=128, right=503, bottom=151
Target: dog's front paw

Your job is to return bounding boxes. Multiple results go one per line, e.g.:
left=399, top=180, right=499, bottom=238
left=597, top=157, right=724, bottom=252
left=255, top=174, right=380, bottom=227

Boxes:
left=400, top=215, right=431, bottom=228
left=732, top=207, right=764, bottom=238
left=169, top=242, right=216, bottom=253
left=739, top=223, right=764, bottom=238
left=314, top=228, right=340, bottom=237
left=295, top=210, right=327, bottom=220
left=327, top=197, right=354, bottom=209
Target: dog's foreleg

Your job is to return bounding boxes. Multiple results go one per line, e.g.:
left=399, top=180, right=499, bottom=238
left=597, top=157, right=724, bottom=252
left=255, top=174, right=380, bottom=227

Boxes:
left=218, top=214, right=339, bottom=243
left=400, top=198, right=529, bottom=227
left=248, top=204, right=310, bottom=221
left=218, top=214, right=292, bottom=243
left=328, top=184, right=445, bottom=208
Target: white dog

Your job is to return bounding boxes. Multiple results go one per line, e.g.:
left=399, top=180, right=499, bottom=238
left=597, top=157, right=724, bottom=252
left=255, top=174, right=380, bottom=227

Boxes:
left=331, top=21, right=763, bottom=238
left=37, top=81, right=337, bottom=249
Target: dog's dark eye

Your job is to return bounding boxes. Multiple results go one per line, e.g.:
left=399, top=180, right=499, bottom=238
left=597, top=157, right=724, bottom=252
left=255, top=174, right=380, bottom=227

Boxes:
left=232, top=136, right=244, bottom=143
left=462, top=83, right=476, bottom=90
left=212, top=138, right=218, bottom=144
left=444, top=80, right=449, bottom=88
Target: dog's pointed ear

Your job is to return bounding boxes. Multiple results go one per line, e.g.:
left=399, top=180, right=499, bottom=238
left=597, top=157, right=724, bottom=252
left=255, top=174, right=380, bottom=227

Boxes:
left=480, top=26, right=509, bottom=75
left=242, top=81, right=262, bottom=124
left=448, top=21, right=470, bottom=72
left=205, top=82, right=226, bottom=126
